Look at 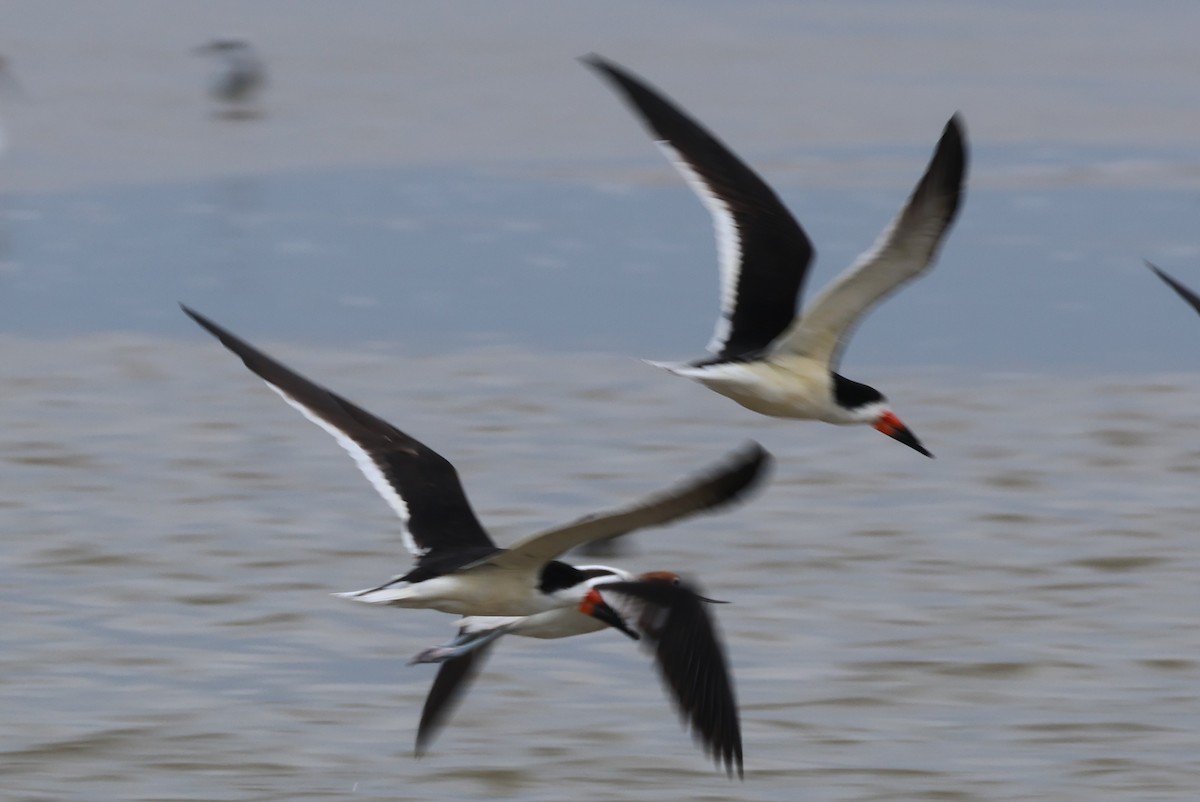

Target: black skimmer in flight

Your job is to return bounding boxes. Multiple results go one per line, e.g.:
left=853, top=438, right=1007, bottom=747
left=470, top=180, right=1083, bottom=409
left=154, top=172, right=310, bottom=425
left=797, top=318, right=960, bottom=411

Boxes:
left=195, top=37, right=266, bottom=118
left=584, top=56, right=968, bottom=457
left=1147, top=262, right=1200, bottom=316
left=181, top=307, right=767, bottom=769
left=411, top=569, right=743, bottom=776
left=180, top=306, right=768, bottom=616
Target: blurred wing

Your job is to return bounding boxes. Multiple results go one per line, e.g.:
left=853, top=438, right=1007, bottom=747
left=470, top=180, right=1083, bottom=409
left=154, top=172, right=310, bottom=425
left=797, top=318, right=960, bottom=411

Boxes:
left=415, top=638, right=497, bottom=757
left=1147, top=262, right=1200, bottom=317
left=483, top=441, right=770, bottom=573
left=182, top=306, right=495, bottom=558
left=585, top=55, right=813, bottom=359
left=599, top=579, right=743, bottom=778
left=773, top=115, right=967, bottom=368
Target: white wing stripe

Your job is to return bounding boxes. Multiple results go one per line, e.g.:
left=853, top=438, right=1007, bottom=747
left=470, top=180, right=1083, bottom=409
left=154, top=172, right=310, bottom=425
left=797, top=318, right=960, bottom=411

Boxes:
left=264, top=382, right=428, bottom=558
left=657, top=141, right=742, bottom=354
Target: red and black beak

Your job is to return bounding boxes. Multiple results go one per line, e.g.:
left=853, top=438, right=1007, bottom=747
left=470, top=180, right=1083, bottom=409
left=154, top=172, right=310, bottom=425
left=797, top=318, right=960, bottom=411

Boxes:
left=873, top=411, right=933, bottom=458
left=580, top=588, right=640, bottom=641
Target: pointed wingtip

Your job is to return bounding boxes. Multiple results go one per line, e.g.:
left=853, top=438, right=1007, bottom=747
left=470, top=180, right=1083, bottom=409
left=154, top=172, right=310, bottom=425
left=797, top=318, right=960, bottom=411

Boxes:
left=413, top=720, right=439, bottom=759
left=918, top=112, right=968, bottom=227
left=944, top=114, right=966, bottom=158
left=939, top=113, right=968, bottom=163
left=579, top=52, right=620, bottom=78
left=579, top=54, right=658, bottom=103
left=721, top=440, right=773, bottom=503
left=179, top=303, right=225, bottom=340
left=740, top=439, right=772, bottom=472
left=1145, top=261, right=1200, bottom=317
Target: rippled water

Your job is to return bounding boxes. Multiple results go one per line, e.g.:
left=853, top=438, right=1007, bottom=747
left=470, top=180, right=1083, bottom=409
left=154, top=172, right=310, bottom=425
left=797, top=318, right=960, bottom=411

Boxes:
left=2, top=335, right=1199, bottom=800
left=3, top=2, right=1200, bottom=799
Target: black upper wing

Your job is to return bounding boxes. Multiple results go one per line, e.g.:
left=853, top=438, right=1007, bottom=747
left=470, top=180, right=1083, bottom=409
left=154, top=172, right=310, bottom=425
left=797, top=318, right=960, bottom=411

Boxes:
left=415, top=638, right=497, bottom=757
left=182, top=306, right=495, bottom=558
left=599, top=578, right=743, bottom=778
left=584, top=55, right=814, bottom=360
left=772, top=114, right=967, bottom=369
left=485, top=441, right=770, bottom=573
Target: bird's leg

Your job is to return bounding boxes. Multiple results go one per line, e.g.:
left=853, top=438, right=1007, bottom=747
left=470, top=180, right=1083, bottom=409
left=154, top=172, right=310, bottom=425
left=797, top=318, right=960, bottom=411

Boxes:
left=408, top=628, right=505, bottom=665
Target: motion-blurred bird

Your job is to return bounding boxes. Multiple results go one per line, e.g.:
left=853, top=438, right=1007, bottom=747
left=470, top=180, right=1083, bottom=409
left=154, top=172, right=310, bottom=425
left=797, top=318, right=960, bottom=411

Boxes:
left=586, top=56, right=968, bottom=457
left=195, top=37, right=266, bottom=118
left=0, top=54, right=27, bottom=157
left=411, top=569, right=744, bottom=776
left=182, top=306, right=766, bottom=774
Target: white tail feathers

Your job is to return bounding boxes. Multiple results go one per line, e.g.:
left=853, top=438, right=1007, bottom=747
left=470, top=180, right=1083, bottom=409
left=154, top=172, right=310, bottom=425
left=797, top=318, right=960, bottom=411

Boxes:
left=332, top=585, right=415, bottom=605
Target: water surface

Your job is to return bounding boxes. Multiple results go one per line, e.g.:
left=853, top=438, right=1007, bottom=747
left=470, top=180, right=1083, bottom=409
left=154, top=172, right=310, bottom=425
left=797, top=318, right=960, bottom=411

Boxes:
left=3, top=3, right=1200, bottom=800
left=3, top=339, right=1200, bottom=800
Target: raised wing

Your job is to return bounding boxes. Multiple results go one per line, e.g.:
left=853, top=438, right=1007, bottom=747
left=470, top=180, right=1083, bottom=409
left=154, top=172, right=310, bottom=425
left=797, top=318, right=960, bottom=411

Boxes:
left=773, top=115, right=967, bottom=368
left=482, top=441, right=770, bottom=573
left=182, top=306, right=495, bottom=558
left=585, top=55, right=814, bottom=360
left=599, top=578, right=742, bottom=777
left=414, top=637, right=497, bottom=756
left=1147, top=262, right=1200, bottom=317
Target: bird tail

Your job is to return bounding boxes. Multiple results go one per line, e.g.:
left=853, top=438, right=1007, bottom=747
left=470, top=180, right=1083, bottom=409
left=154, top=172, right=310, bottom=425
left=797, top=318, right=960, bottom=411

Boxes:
left=644, top=358, right=692, bottom=375
left=332, top=583, right=418, bottom=606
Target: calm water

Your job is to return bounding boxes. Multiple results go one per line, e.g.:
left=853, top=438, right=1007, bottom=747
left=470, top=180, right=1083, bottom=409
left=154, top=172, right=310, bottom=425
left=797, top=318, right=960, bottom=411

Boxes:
left=4, top=2, right=1200, bottom=801
left=2, top=164, right=1200, bottom=372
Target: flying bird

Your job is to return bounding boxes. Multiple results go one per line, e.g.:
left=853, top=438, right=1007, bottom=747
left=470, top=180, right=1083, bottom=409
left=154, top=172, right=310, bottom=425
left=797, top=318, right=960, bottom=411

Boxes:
left=585, top=55, right=968, bottom=457
left=195, top=37, right=266, bottom=117
left=0, top=55, right=27, bottom=158
left=412, top=569, right=743, bottom=777
left=182, top=306, right=767, bottom=772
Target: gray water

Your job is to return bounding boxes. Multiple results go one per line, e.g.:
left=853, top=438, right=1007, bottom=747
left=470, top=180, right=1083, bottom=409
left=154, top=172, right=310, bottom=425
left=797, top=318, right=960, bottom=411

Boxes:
left=4, top=2, right=1200, bottom=800
left=3, top=340, right=1200, bottom=801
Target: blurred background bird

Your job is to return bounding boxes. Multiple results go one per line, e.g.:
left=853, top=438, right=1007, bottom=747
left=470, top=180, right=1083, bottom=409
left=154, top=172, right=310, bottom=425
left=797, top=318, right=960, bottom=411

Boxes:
left=195, top=37, right=266, bottom=118
left=0, top=54, right=28, bottom=158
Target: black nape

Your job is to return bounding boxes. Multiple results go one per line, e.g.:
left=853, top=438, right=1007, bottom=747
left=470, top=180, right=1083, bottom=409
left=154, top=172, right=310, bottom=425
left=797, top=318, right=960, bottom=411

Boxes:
left=832, top=373, right=884, bottom=410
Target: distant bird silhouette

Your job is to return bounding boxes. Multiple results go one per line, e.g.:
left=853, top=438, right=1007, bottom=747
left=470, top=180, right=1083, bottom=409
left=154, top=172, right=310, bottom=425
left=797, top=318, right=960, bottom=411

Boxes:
left=0, top=54, right=27, bottom=157
left=195, top=37, right=266, bottom=118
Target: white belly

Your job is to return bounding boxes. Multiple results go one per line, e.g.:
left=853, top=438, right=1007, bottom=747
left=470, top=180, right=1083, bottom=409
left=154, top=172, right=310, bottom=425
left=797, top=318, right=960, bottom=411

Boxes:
left=459, top=608, right=606, bottom=640
left=671, top=358, right=851, bottom=422
left=337, top=564, right=560, bottom=617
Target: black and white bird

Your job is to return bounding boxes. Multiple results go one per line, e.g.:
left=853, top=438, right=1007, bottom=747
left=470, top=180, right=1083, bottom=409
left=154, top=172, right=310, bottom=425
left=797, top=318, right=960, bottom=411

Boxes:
left=411, top=569, right=744, bottom=776
left=1147, top=262, right=1200, bottom=316
left=585, top=56, right=968, bottom=457
left=182, top=306, right=767, bottom=771
left=195, top=37, right=266, bottom=117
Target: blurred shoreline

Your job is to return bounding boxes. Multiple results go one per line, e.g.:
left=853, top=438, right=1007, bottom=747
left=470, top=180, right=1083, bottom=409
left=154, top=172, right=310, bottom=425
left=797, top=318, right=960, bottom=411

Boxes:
left=0, top=1, right=1198, bottom=193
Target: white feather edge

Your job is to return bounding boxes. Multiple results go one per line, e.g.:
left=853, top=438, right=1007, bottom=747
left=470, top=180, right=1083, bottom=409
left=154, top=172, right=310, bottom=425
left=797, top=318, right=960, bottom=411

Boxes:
left=331, top=585, right=411, bottom=604
left=263, top=381, right=429, bottom=558
left=656, top=141, right=742, bottom=355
